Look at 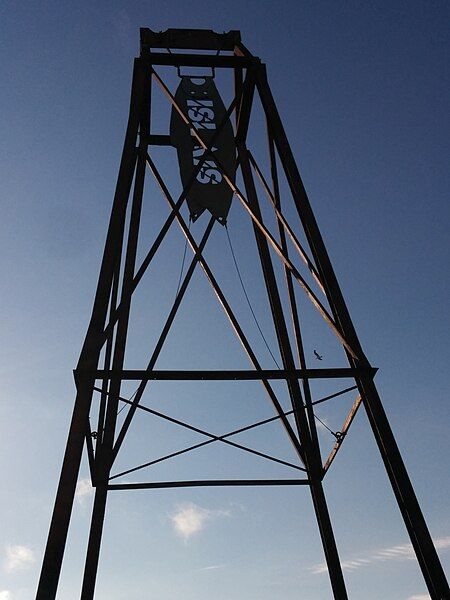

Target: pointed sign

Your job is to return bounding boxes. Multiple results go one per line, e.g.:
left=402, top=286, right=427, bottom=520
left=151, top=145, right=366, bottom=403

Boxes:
left=170, top=77, right=236, bottom=224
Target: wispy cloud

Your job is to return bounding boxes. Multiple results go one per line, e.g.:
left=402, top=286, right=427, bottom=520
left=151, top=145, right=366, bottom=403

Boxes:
left=308, top=535, right=450, bottom=575
left=0, top=591, right=11, bottom=600
left=407, top=595, right=430, bottom=600
left=199, top=564, right=227, bottom=572
left=4, top=545, right=35, bottom=573
left=75, top=478, right=93, bottom=506
left=170, top=503, right=229, bottom=541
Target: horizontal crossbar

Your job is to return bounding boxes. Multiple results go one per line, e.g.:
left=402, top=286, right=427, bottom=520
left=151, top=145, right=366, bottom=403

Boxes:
left=83, top=368, right=377, bottom=381
left=146, top=134, right=172, bottom=146
left=142, top=53, right=258, bottom=68
left=140, top=28, right=241, bottom=52
left=108, top=479, right=310, bottom=490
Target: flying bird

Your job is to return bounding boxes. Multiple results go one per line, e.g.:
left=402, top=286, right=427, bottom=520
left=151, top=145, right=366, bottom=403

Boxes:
left=314, top=350, right=323, bottom=361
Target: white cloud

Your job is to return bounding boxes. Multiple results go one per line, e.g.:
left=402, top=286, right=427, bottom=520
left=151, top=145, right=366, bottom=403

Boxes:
left=75, top=478, right=94, bottom=506
left=308, top=535, right=450, bottom=576
left=435, top=536, right=450, bottom=550
left=199, top=564, right=226, bottom=572
left=4, top=545, right=35, bottom=573
left=0, top=591, right=11, bottom=600
left=170, top=503, right=229, bottom=541
left=407, top=595, right=430, bottom=600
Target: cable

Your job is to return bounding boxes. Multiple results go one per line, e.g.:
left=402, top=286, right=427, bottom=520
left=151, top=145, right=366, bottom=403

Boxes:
left=117, top=386, right=139, bottom=416
left=117, top=218, right=191, bottom=418
left=225, top=225, right=340, bottom=440
left=313, top=412, right=340, bottom=439
left=117, top=219, right=192, bottom=417
left=225, top=225, right=280, bottom=368
left=175, top=217, right=191, bottom=299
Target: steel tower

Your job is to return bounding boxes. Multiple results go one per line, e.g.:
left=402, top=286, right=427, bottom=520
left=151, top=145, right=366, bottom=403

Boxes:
left=36, top=29, right=449, bottom=599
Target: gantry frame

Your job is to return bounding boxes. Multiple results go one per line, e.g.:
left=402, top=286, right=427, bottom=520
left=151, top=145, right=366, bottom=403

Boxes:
left=36, top=28, right=449, bottom=600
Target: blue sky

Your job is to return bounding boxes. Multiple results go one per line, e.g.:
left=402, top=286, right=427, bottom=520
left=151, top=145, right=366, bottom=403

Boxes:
left=0, top=1, right=449, bottom=599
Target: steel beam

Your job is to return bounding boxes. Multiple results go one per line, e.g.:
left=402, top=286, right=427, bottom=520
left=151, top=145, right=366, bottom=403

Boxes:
left=97, top=89, right=238, bottom=349
left=265, top=128, right=323, bottom=467
left=249, top=149, right=325, bottom=294
left=152, top=67, right=356, bottom=358
left=37, top=29, right=448, bottom=600
left=324, top=395, right=362, bottom=473
left=92, top=385, right=352, bottom=482
left=109, top=479, right=310, bottom=490
left=88, top=368, right=376, bottom=380
left=109, top=395, right=304, bottom=478
left=110, top=218, right=215, bottom=462
left=140, top=28, right=241, bottom=52
left=145, top=154, right=306, bottom=464
left=143, top=53, right=257, bottom=69
left=35, top=58, right=145, bottom=600
left=256, top=62, right=449, bottom=599
left=238, top=142, right=349, bottom=599
left=80, top=62, right=152, bottom=599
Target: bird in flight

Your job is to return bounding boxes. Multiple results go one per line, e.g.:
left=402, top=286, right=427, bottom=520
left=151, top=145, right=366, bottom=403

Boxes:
left=314, top=349, right=323, bottom=361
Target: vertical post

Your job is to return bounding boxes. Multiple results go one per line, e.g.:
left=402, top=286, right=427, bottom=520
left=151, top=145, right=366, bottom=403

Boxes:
left=256, top=63, right=449, bottom=599
left=80, top=59, right=151, bottom=599
left=96, top=262, right=120, bottom=454
left=266, top=128, right=322, bottom=465
left=233, top=64, right=243, bottom=130
left=264, top=133, right=346, bottom=600
left=35, top=59, right=145, bottom=600
left=238, top=143, right=348, bottom=599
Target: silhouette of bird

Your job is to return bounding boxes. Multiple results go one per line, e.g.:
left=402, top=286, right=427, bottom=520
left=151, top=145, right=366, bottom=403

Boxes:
left=314, top=349, right=323, bottom=361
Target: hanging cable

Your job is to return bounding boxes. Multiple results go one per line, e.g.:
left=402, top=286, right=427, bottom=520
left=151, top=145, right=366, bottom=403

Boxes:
left=118, top=219, right=192, bottom=418
left=117, top=386, right=139, bottom=416
left=225, top=225, right=340, bottom=439
left=313, top=412, right=340, bottom=439
left=117, top=218, right=191, bottom=420
left=174, top=216, right=191, bottom=300
left=225, top=224, right=280, bottom=368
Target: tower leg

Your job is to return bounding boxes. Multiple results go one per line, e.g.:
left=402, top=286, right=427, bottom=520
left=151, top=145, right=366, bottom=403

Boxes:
left=358, top=376, right=450, bottom=599
left=79, top=72, right=150, bottom=597
left=263, top=129, right=348, bottom=599
left=35, top=59, right=145, bottom=600
left=238, top=143, right=348, bottom=599
left=310, top=480, right=348, bottom=599
left=255, top=64, right=449, bottom=599
left=80, top=483, right=108, bottom=599
left=35, top=383, right=97, bottom=600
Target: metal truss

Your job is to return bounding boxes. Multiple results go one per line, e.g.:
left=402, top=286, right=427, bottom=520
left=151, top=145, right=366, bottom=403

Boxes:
left=36, top=28, right=449, bottom=600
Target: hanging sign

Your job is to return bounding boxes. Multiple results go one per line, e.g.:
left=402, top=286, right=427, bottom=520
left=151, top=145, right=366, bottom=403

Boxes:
left=170, top=77, right=236, bottom=224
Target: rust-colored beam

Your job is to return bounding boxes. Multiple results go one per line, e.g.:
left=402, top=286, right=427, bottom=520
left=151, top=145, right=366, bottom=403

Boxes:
left=248, top=149, right=325, bottom=294
left=152, top=68, right=357, bottom=359
left=323, top=395, right=362, bottom=474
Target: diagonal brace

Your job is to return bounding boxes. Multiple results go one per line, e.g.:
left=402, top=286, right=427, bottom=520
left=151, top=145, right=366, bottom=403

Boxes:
left=145, top=154, right=306, bottom=465
left=152, top=67, right=357, bottom=359
left=110, top=217, right=215, bottom=463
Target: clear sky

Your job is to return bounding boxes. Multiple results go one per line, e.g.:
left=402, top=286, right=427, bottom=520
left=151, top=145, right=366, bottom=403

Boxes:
left=0, top=1, right=449, bottom=599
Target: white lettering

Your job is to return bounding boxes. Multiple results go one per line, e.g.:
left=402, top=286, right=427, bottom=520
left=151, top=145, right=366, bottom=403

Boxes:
left=192, top=145, right=222, bottom=185
left=187, top=99, right=216, bottom=130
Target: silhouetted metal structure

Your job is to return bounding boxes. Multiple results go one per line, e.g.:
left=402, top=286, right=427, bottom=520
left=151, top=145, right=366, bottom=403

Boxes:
left=36, top=29, right=449, bottom=599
